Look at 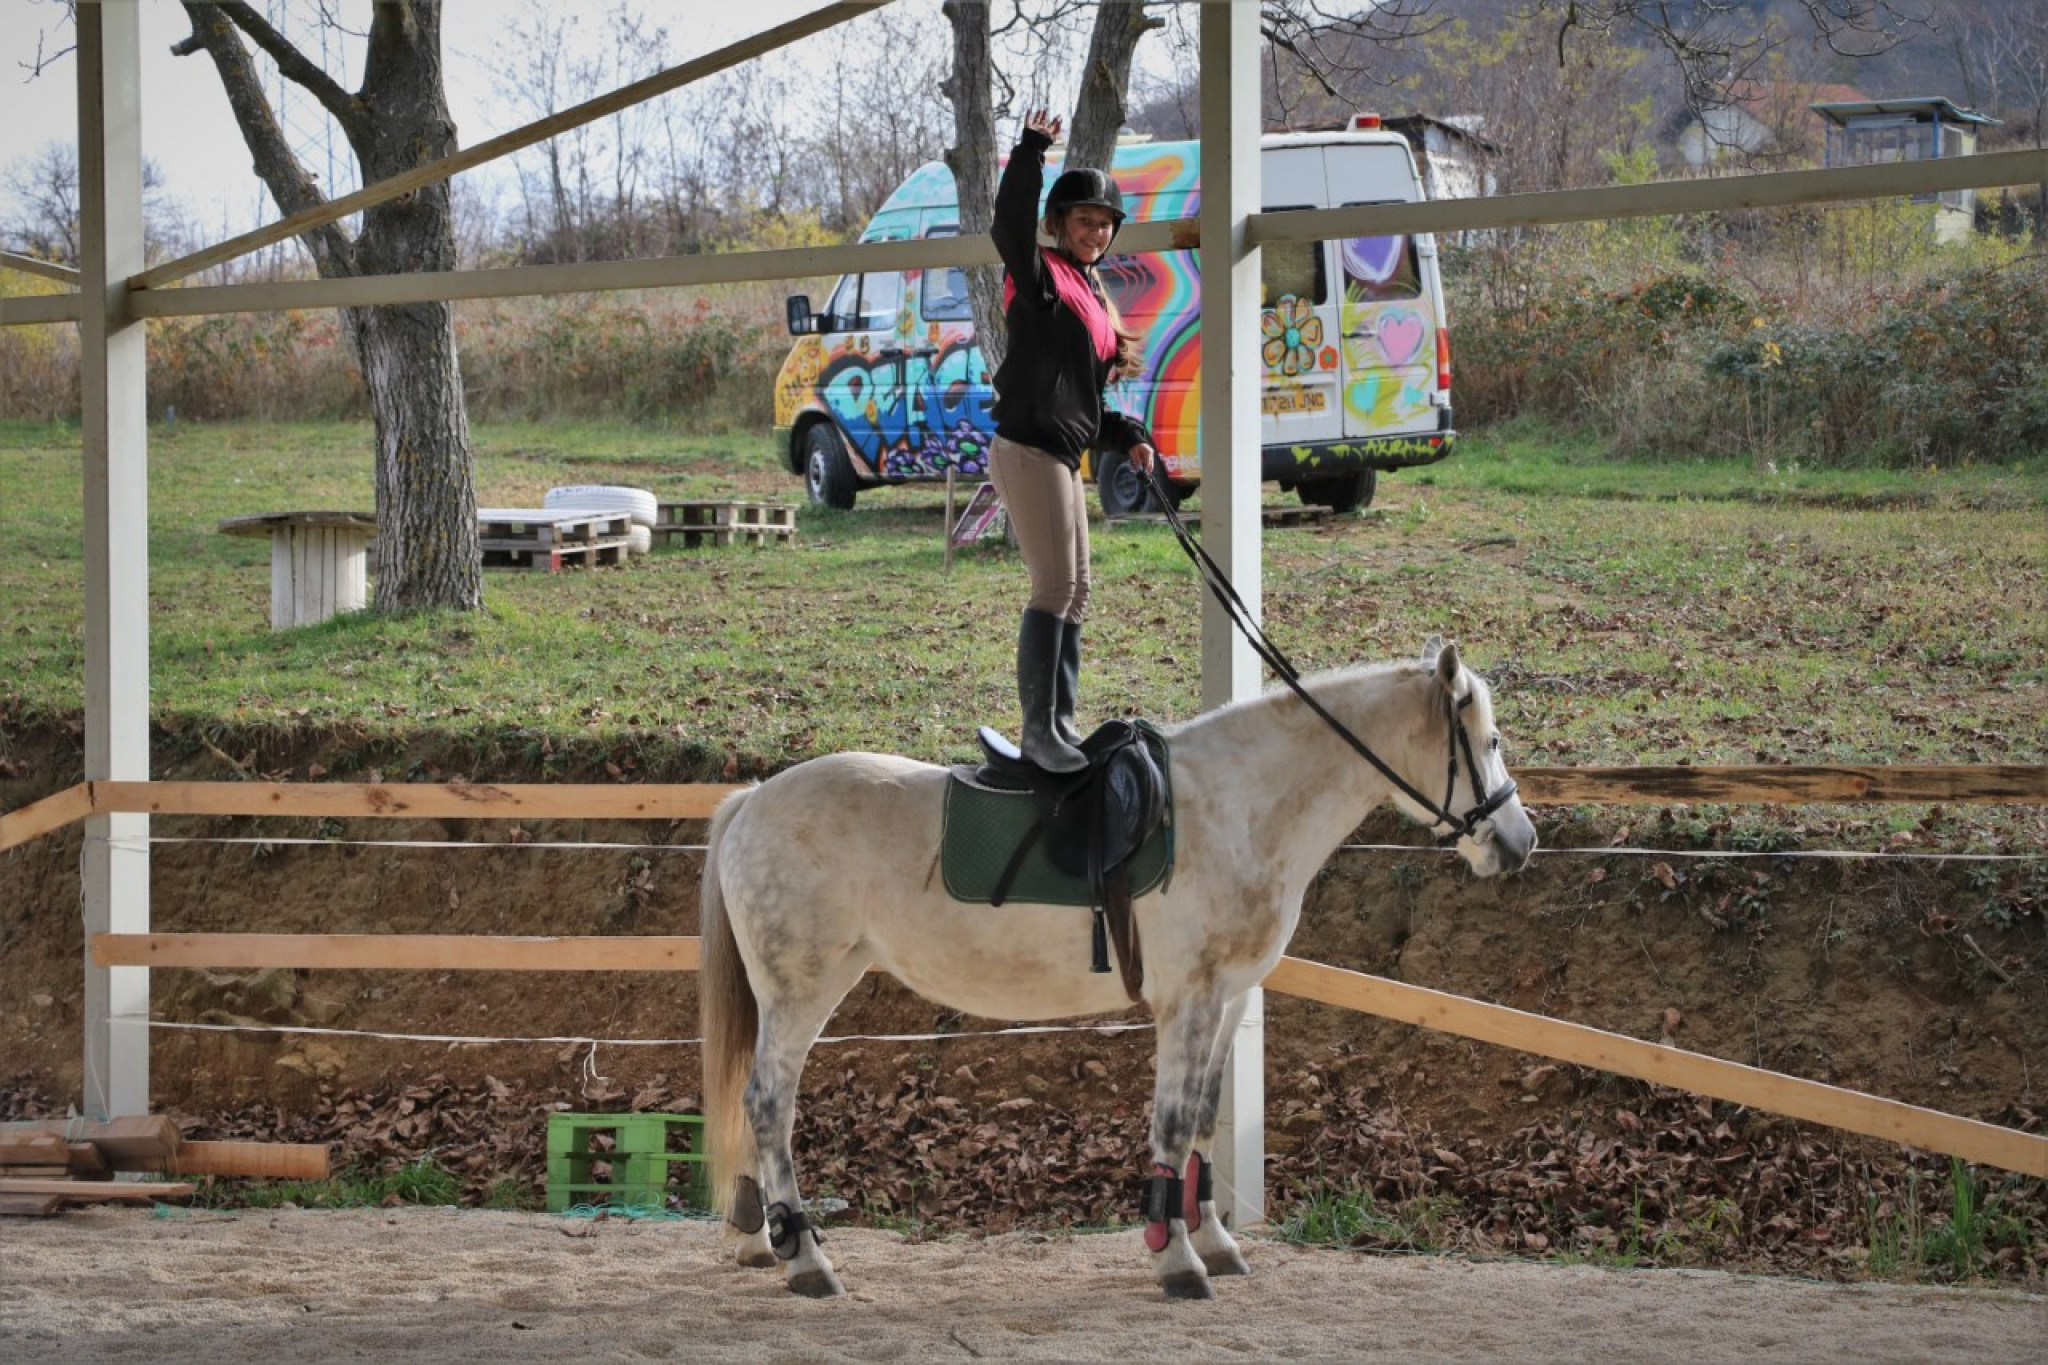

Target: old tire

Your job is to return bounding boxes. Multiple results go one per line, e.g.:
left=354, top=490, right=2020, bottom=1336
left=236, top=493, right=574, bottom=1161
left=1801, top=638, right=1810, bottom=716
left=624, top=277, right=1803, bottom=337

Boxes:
left=545, top=484, right=658, bottom=528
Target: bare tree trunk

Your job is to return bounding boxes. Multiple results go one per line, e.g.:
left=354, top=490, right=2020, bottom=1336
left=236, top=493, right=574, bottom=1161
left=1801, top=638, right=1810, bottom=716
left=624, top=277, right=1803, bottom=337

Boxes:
left=1067, top=1, right=1164, bottom=174
left=941, top=0, right=1006, bottom=374
left=350, top=303, right=479, bottom=608
left=176, top=0, right=482, bottom=613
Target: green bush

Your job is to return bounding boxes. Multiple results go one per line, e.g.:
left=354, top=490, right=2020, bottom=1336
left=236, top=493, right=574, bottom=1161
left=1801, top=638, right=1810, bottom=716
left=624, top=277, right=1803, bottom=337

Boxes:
left=149, top=310, right=364, bottom=422
left=1454, top=247, right=2048, bottom=468
left=456, top=292, right=788, bottom=429
left=1704, top=258, right=2048, bottom=467
left=1451, top=266, right=1749, bottom=430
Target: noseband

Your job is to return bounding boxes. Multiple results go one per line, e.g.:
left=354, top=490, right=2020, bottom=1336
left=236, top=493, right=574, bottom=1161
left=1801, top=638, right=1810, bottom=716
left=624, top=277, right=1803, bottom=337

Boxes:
left=1429, top=688, right=1519, bottom=846
left=1147, top=467, right=1517, bottom=847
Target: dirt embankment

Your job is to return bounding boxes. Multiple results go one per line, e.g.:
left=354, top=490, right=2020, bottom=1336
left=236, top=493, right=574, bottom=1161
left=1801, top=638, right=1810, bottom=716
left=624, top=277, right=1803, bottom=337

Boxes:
left=3, top=723, right=2044, bottom=1281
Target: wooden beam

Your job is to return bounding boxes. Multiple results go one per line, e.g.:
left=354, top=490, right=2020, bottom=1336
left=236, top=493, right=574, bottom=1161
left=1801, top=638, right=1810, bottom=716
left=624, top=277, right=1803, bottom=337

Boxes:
left=0, top=292, right=82, bottom=327
left=92, top=933, right=701, bottom=973
left=155, top=1140, right=329, bottom=1181
left=104, top=150, right=2047, bottom=319
left=15, top=146, right=2041, bottom=329
left=136, top=2, right=895, bottom=290
left=0, top=783, right=94, bottom=852
left=121, top=218, right=1187, bottom=321
left=3, top=765, right=2042, bottom=853
left=89, top=779, right=740, bottom=822
left=0, top=1178, right=195, bottom=1203
left=1253, top=147, right=2048, bottom=248
left=77, top=930, right=2045, bottom=1175
left=1262, top=956, right=2048, bottom=1179
left=1515, top=764, right=2048, bottom=806
left=0, top=251, right=79, bottom=285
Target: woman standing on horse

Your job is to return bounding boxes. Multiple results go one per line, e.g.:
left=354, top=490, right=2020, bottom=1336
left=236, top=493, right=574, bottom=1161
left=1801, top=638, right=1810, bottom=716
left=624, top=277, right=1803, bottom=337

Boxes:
left=988, top=108, right=1158, bottom=773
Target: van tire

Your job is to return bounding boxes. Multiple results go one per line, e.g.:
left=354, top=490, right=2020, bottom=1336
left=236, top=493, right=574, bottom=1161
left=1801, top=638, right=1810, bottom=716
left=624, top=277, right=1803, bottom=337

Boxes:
left=1302, top=469, right=1376, bottom=514
left=1095, top=446, right=1158, bottom=519
left=804, top=423, right=860, bottom=510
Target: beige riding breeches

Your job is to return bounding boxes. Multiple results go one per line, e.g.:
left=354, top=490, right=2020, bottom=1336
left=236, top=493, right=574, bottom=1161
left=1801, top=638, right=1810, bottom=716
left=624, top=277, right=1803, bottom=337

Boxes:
left=988, top=434, right=1091, bottom=622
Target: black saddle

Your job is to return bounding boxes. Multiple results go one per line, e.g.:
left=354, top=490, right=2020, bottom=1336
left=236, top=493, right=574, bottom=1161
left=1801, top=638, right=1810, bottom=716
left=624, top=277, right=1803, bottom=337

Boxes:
left=972, top=719, right=1168, bottom=998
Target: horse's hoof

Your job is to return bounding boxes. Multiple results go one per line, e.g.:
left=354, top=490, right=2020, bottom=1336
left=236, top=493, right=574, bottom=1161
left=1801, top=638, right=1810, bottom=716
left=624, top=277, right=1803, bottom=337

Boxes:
left=787, top=1268, right=846, bottom=1298
left=1201, top=1248, right=1251, bottom=1277
left=738, top=1250, right=778, bottom=1269
left=1161, top=1269, right=1216, bottom=1300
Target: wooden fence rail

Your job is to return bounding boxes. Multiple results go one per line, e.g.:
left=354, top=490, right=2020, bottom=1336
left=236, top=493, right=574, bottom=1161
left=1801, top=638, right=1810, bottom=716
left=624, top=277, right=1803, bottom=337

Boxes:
left=80, top=930, right=2048, bottom=1180
left=7, top=765, right=2044, bottom=854
left=14, top=768, right=2047, bottom=1181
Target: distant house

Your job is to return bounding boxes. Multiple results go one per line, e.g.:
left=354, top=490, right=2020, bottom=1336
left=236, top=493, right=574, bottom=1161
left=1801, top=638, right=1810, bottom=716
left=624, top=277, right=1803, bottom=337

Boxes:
left=1380, top=113, right=1500, bottom=208
left=1671, top=81, right=1870, bottom=169
left=1812, top=96, right=1999, bottom=243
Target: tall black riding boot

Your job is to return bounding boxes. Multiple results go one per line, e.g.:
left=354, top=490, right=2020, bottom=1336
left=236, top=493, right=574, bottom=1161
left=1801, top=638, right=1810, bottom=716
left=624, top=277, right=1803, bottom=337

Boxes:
left=1053, top=617, right=1084, bottom=747
left=1018, top=608, right=1086, bottom=773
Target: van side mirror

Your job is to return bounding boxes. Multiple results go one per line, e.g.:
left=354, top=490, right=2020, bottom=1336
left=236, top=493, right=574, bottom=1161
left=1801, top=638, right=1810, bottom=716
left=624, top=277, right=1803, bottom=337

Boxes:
left=786, top=294, right=817, bottom=336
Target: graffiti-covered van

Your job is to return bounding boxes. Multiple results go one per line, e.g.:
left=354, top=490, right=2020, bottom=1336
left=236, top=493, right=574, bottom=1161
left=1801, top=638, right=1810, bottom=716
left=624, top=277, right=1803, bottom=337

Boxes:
left=774, top=122, right=1456, bottom=514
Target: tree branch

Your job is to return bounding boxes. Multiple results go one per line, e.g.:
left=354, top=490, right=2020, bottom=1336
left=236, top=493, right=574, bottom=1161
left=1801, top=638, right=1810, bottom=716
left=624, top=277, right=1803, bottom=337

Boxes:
left=206, top=0, right=363, bottom=131
left=172, top=2, right=355, bottom=274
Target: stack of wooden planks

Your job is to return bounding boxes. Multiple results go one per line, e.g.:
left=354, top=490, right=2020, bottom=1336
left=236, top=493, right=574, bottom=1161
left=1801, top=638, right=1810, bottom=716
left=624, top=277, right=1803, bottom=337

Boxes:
left=0, top=1115, right=330, bottom=1217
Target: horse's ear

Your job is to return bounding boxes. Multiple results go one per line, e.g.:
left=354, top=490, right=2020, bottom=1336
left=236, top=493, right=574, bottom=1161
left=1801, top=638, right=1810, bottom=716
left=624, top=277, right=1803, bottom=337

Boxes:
left=1433, top=639, right=1462, bottom=692
left=1420, top=633, right=1445, bottom=667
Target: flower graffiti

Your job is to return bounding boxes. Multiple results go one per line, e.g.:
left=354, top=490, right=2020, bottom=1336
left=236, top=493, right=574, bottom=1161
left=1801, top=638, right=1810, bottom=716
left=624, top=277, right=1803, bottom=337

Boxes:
left=1261, top=296, right=1324, bottom=376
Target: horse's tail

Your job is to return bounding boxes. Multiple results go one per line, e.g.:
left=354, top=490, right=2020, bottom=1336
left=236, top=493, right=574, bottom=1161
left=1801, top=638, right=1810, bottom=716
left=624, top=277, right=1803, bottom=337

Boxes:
left=698, top=786, right=757, bottom=1222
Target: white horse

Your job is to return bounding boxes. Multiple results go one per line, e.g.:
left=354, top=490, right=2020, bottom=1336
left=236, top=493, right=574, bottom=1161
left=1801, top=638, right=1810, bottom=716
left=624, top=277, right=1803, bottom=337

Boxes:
left=698, top=637, right=1537, bottom=1299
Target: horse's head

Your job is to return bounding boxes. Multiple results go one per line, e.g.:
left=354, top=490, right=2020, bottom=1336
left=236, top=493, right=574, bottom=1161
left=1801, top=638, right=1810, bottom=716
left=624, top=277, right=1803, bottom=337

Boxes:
left=1387, top=636, right=1538, bottom=877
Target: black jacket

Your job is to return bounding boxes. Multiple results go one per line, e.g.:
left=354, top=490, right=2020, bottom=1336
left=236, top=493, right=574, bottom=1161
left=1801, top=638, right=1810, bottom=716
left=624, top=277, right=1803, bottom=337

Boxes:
left=990, top=128, right=1152, bottom=469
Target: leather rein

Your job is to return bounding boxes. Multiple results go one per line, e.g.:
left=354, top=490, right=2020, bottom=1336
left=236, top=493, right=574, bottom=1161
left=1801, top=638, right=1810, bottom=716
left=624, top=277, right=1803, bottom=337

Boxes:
left=1144, top=466, right=1518, bottom=847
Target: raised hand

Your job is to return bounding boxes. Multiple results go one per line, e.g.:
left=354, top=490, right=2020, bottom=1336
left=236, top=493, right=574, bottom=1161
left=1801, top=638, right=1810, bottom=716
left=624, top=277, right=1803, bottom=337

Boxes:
left=1024, top=107, right=1064, bottom=141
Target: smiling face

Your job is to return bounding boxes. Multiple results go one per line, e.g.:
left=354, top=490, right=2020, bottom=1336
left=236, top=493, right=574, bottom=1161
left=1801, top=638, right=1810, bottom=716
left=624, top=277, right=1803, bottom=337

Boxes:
left=1057, top=204, right=1118, bottom=264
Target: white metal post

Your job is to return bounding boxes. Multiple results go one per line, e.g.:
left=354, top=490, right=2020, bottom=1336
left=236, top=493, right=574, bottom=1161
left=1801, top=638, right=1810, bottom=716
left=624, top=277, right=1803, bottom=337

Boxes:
left=1199, top=0, right=1265, bottom=1229
left=78, top=0, right=152, bottom=1121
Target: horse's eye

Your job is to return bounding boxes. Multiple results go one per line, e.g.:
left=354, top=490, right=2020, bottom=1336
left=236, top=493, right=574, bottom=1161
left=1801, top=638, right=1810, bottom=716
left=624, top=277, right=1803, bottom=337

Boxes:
left=1489, top=735, right=1502, bottom=753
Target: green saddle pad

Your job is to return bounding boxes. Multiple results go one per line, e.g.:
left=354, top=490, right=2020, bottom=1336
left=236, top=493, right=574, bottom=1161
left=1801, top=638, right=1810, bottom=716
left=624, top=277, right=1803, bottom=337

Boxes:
left=940, top=721, right=1174, bottom=907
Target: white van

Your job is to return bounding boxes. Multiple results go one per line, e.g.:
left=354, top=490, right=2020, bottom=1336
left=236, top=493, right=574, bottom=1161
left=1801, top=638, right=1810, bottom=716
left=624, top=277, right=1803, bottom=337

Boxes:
left=774, top=117, right=1456, bottom=514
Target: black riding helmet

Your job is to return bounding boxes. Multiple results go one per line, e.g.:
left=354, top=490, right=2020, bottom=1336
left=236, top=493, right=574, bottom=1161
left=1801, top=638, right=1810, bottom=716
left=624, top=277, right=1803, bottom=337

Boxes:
left=1046, top=167, right=1126, bottom=236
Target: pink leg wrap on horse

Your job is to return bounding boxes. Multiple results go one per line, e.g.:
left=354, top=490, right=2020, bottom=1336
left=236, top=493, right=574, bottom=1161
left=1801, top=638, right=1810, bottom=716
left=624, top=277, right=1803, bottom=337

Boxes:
left=1183, top=1152, right=1205, bottom=1231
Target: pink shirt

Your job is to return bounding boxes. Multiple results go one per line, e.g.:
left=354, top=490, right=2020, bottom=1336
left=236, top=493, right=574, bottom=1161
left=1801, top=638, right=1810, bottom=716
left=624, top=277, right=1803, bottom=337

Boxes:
left=1004, top=248, right=1116, bottom=364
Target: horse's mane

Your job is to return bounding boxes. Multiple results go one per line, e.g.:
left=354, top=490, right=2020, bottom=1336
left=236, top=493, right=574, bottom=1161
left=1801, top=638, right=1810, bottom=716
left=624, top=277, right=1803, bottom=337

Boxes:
left=1164, top=657, right=1429, bottom=736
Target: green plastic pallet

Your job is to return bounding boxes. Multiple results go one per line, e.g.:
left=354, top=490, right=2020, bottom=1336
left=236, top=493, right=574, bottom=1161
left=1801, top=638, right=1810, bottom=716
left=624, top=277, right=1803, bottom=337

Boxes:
left=545, top=1111, right=708, bottom=1213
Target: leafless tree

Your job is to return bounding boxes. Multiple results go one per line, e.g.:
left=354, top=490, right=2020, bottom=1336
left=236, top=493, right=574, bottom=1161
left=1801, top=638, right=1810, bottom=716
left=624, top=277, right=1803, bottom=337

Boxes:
left=3, top=140, right=176, bottom=267
left=1934, top=0, right=2047, bottom=221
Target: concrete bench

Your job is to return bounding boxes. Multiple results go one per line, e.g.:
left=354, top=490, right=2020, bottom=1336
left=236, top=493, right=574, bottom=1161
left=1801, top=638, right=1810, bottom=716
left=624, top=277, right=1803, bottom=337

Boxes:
left=218, top=511, right=374, bottom=630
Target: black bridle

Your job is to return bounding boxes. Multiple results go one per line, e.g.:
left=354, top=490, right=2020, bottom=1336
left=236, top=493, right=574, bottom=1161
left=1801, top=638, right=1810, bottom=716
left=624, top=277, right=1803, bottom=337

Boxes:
left=1144, top=466, right=1518, bottom=847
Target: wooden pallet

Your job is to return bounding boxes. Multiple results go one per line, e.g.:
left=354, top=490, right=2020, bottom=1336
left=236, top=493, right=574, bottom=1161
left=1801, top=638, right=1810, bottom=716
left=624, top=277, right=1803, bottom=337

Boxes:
left=476, top=508, right=635, bottom=546
left=653, top=500, right=798, bottom=549
left=481, top=538, right=634, bottom=572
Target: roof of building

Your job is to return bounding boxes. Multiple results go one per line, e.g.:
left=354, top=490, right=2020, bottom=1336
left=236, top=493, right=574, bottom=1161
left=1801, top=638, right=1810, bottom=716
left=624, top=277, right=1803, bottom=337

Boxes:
left=1810, top=96, right=2001, bottom=127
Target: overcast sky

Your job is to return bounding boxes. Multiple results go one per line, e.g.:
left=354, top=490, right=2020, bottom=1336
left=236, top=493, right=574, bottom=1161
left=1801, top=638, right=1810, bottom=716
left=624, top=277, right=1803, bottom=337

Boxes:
left=0, top=0, right=869, bottom=244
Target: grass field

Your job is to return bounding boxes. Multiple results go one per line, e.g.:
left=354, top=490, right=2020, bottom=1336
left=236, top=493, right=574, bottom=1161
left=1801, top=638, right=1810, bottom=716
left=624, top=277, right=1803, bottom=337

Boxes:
left=2, top=416, right=2043, bottom=843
